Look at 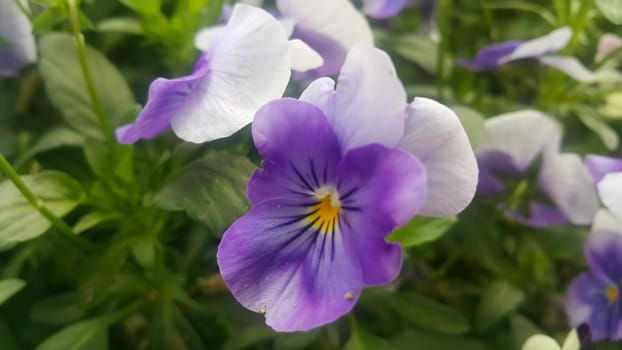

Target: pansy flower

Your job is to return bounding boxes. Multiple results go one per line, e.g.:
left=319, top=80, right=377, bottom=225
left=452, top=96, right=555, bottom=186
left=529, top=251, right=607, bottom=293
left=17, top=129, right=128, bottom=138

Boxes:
left=361, top=0, right=408, bottom=19
left=458, top=27, right=598, bottom=83
left=217, top=44, right=478, bottom=331
left=585, top=155, right=622, bottom=233
left=116, top=4, right=322, bottom=144
left=0, top=0, right=36, bottom=77
left=275, top=0, right=374, bottom=78
left=476, top=110, right=598, bottom=227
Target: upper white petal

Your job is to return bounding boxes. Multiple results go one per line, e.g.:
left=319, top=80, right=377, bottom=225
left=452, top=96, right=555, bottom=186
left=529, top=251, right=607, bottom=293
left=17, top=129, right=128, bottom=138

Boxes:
left=598, top=172, right=622, bottom=221
left=538, top=56, right=597, bottom=83
left=478, top=110, right=561, bottom=171
left=500, top=27, right=571, bottom=63
left=398, top=98, right=478, bottom=217
left=288, top=39, right=323, bottom=72
left=194, top=25, right=225, bottom=52
left=538, top=152, right=599, bottom=225
left=171, top=4, right=292, bottom=143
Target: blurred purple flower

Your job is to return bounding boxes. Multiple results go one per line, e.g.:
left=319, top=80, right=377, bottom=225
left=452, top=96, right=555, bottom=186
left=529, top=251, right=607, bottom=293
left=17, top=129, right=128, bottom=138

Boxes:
left=566, top=231, right=622, bottom=341
left=217, top=45, right=478, bottom=331
left=362, top=0, right=407, bottom=19
left=117, top=5, right=321, bottom=144
left=476, top=110, right=598, bottom=227
left=586, top=155, right=622, bottom=233
left=596, top=33, right=622, bottom=62
left=275, top=0, right=374, bottom=78
left=458, top=27, right=598, bottom=83
left=0, top=0, right=36, bottom=76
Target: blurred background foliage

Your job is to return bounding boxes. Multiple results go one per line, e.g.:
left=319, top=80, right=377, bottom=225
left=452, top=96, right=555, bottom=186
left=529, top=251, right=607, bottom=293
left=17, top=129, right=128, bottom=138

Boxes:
left=0, top=0, right=621, bottom=349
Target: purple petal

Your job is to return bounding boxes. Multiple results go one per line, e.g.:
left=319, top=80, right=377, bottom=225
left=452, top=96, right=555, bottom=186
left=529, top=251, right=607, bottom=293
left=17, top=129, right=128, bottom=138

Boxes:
left=476, top=151, right=520, bottom=196
left=585, top=232, right=622, bottom=285
left=335, top=144, right=427, bottom=284
left=277, top=0, right=373, bottom=77
left=248, top=99, right=341, bottom=204
left=538, top=152, right=599, bottom=225
left=457, top=41, right=522, bottom=71
left=362, top=0, right=407, bottom=19
left=585, top=155, right=622, bottom=183
left=505, top=201, right=568, bottom=228
left=0, top=0, right=36, bottom=76
left=217, top=198, right=362, bottom=332
left=398, top=98, right=478, bottom=217
left=115, top=54, right=211, bottom=143
left=566, top=272, right=622, bottom=341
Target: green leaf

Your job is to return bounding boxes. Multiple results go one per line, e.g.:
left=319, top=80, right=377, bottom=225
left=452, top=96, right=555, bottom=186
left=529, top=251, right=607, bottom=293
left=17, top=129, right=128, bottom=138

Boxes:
left=390, top=329, right=486, bottom=350
left=30, top=293, right=86, bottom=325
left=0, top=279, right=26, bottom=306
left=0, top=171, right=83, bottom=248
left=153, top=153, right=255, bottom=235
left=35, top=316, right=109, bottom=350
left=600, top=91, right=622, bottom=119
left=380, top=33, right=449, bottom=75
left=222, top=324, right=275, bottom=350
left=31, top=6, right=67, bottom=35
left=16, top=126, right=86, bottom=166
left=450, top=105, right=485, bottom=148
left=575, top=106, right=619, bottom=151
left=511, top=314, right=542, bottom=350
left=274, top=329, right=321, bottom=350
left=119, top=0, right=162, bottom=15
left=475, top=280, right=525, bottom=331
left=73, top=211, right=119, bottom=234
left=344, top=318, right=394, bottom=350
left=38, top=33, right=136, bottom=140
left=96, top=17, right=143, bottom=35
left=388, top=216, right=457, bottom=247
left=130, top=236, right=156, bottom=268
left=384, top=292, right=470, bottom=335
left=597, top=0, right=622, bottom=24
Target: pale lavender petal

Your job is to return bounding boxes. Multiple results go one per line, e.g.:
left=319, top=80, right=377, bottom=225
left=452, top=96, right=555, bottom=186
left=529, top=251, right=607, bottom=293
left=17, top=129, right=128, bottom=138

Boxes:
left=288, top=39, right=324, bottom=72
left=599, top=172, right=622, bottom=220
left=586, top=155, right=622, bottom=183
left=476, top=151, right=519, bottom=196
left=217, top=198, right=362, bottom=332
left=584, top=232, right=622, bottom=285
left=116, top=55, right=210, bottom=143
left=538, top=56, right=597, bottom=83
left=248, top=99, right=341, bottom=204
left=500, top=27, right=572, bottom=64
left=506, top=202, right=568, bottom=228
left=477, top=110, right=561, bottom=172
left=538, top=152, right=599, bottom=225
left=596, top=33, right=622, bottom=61
left=328, top=45, right=406, bottom=152
left=0, top=0, right=36, bottom=76
left=171, top=4, right=292, bottom=143
left=398, top=98, right=478, bottom=217
left=277, top=0, right=373, bottom=77
left=299, top=77, right=336, bottom=116
left=336, top=144, right=427, bottom=284
left=457, top=41, right=521, bottom=71
left=362, top=0, right=407, bottom=19
left=591, top=209, right=622, bottom=234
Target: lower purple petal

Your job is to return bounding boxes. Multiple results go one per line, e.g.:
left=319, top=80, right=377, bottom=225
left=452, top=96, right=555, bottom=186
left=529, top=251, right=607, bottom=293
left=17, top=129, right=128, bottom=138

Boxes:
left=458, top=41, right=522, bottom=71
left=505, top=201, right=568, bottom=228
left=585, top=155, right=622, bottom=183
left=585, top=232, right=622, bottom=285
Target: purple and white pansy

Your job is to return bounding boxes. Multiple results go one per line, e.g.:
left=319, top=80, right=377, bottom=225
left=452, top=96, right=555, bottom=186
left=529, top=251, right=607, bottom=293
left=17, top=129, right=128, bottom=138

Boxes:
left=458, top=27, right=599, bottom=83
left=0, top=0, right=36, bottom=77
left=476, top=110, right=598, bottom=227
left=216, top=44, right=478, bottom=332
left=117, top=4, right=322, bottom=144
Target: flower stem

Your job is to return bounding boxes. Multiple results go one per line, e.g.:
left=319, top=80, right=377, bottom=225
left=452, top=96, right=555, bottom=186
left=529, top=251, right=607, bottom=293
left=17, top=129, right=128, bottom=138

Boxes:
left=0, top=153, right=75, bottom=236
left=66, top=0, right=116, bottom=148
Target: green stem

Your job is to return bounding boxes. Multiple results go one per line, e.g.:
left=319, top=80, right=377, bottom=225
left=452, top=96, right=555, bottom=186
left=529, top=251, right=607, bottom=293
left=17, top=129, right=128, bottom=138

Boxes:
left=0, top=154, right=75, bottom=236
left=66, top=0, right=116, bottom=148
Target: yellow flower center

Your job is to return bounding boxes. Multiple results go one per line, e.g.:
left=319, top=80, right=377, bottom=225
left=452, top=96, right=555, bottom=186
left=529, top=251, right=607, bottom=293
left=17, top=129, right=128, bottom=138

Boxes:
left=607, top=285, right=619, bottom=303
left=307, top=187, right=341, bottom=234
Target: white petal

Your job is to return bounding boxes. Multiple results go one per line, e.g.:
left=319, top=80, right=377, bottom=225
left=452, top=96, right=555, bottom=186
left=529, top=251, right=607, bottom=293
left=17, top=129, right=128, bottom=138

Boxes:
left=194, top=25, right=225, bottom=52
left=288, top=39, right=323, bottom=72
left=279, top=18, right=296, bottom=38
left=598, top=172, right=622, bottom=221
left=521, top=334, right=561, bottom=350
left=398, top=98, right=478, bottom=217
left=591, top=209, right=622, bottom=234
left=596, top=33, right=622, bottom=61
left=538, top=152, right=599, bottom=225
left=500, top=27, right=571, bottom=64
left=478, top=110, right=561, bottom=171
left=0, top=0, right=36, bottom=76
left=299, top=77, right=335, bottom=115
left=171, top=5, right=292, bottom=143
left=560, top=330, right=580, bottom=350
left=329, top=44, right=406, bottom=151
left=538, top=56, right=597, bottom=83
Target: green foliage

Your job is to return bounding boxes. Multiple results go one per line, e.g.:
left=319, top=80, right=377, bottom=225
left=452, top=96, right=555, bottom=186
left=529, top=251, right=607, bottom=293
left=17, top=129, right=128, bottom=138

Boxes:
left=0, top=279, right=26, bottom=306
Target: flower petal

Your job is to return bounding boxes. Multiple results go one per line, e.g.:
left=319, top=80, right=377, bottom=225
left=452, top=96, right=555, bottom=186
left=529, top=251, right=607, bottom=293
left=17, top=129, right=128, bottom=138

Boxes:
left=299, top=77, right=336, bottom=115
left=336, top=144, right=427, bottom=284
left=538, top=56, right=597, bottom=83
left=362, top=0, right=407, bottom=19
left=0, top=0, right=36, bottom=76
left=457, top=41, right=522, bottom=71
left=288, top=39, right=324, bottom=72
left=566, top=272, right=613, bottom=341
left=329, top=45, right=407, bottom=152
left=585, top=232, right=622, bottom=285
left=170, top=4, right=292, bottom=143
left=521, top=334, right=561, bottom=350
left=398, top=98, right=478, bottom=217
left=248, top=99, right=341, bottom=204
left=116, top=55, right=211, bottom=143
left=538, top=152, right=599, bottom=225
left=599, top=172, right=622, bottom=221
left=505, top=202, right=569, bottom=228
left=194, top=25, right=225, bottom=52
left=477, top=110, right=561, bottom=171
left=592, top=209, right=622, bottom=234
left=500, top=27, right=571, bottom=64
left=277, top=0, right=373, bottom=77
left=586, top=155, right=622, bottom=183
left=596, top=33, right=622, bottom=62
left=217, top=198, right=362, bottom=332
left=476, top=151, right=520, bottom=196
